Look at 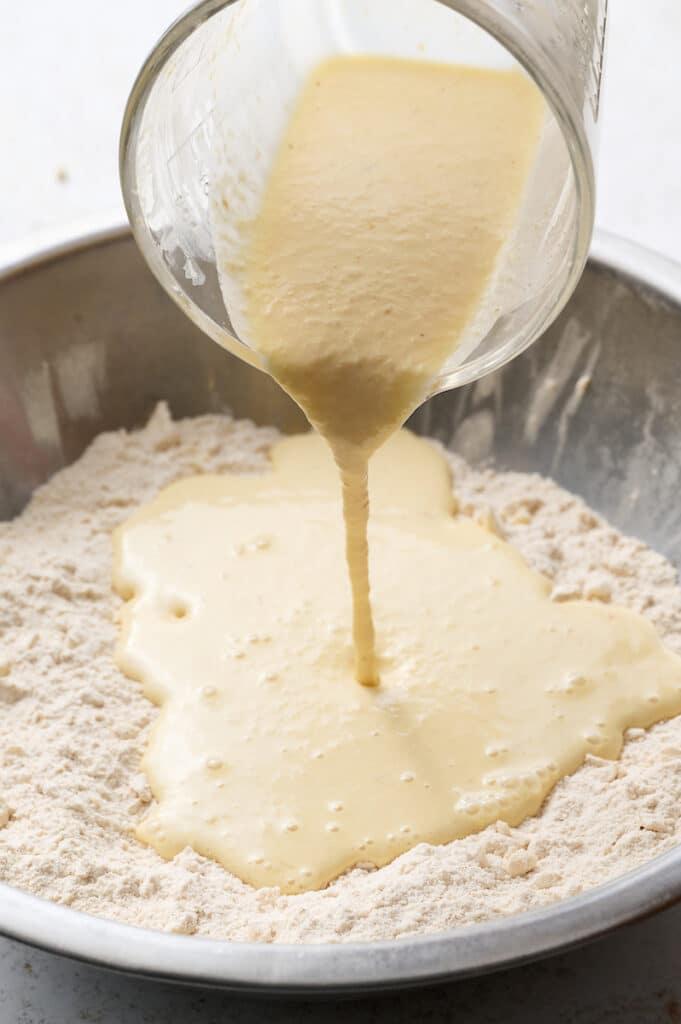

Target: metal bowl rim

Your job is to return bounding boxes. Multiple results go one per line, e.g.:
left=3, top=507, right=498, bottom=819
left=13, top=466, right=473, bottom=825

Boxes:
left=0, top=221, right=681, bottom=993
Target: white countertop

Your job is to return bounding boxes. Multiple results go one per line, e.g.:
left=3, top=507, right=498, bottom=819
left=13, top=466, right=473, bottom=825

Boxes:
left=3, top=0, right=681, bottom=265
left=2, top=3, right=681, bottom=1021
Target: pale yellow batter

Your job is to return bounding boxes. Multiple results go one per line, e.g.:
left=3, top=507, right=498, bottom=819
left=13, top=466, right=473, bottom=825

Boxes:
left=114, top=431, right=681, bottom=894
left=218, top=56, right=546, bottom=683
left=114, top=55, right=681, bottom=894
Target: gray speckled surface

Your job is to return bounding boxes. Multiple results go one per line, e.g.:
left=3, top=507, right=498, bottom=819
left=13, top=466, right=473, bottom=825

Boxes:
left=3, top=905, right=681, bottom=1023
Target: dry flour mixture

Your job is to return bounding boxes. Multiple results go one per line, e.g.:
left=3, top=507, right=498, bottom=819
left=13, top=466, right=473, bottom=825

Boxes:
left=1, top=404, right=681, bottom=944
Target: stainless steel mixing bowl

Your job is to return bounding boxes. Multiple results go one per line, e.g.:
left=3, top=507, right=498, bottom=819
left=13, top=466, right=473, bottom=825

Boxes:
left=0, top=225, right=680, bottom=994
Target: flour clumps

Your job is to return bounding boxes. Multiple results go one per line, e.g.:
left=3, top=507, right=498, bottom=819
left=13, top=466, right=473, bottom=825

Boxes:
left=1, top=404, right=681, bottom=944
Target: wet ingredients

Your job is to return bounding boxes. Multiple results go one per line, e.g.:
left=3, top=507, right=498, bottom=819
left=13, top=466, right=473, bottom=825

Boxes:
left=114, top=431, right=681, bottom=893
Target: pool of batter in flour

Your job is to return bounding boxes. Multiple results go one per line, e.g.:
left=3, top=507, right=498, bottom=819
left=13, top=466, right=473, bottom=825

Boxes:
left=114, top=428, right=681, bottom=894
left=113, top=56, right=681, bottom=896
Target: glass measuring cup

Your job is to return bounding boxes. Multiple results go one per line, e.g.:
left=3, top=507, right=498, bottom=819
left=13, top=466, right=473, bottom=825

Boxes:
left=120, top=0, right=608, bottom=393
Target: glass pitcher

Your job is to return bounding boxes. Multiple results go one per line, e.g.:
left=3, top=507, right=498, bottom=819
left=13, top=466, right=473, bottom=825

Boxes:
left=120, top=0, right=608, bottom=392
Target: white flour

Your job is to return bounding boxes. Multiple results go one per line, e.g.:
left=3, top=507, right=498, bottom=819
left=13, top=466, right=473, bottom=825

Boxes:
left=1, top=404, right=681, bottom=944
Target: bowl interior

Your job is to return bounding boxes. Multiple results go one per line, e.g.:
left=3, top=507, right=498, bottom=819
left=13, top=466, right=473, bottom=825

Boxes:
left=1, top=229, right=681, bottom=993
left=2, top=232, right=680, bottom=573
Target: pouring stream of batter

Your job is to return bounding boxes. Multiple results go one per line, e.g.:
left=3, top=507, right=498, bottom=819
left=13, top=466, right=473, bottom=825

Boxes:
left=216, top=55, right=546, bottom=683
